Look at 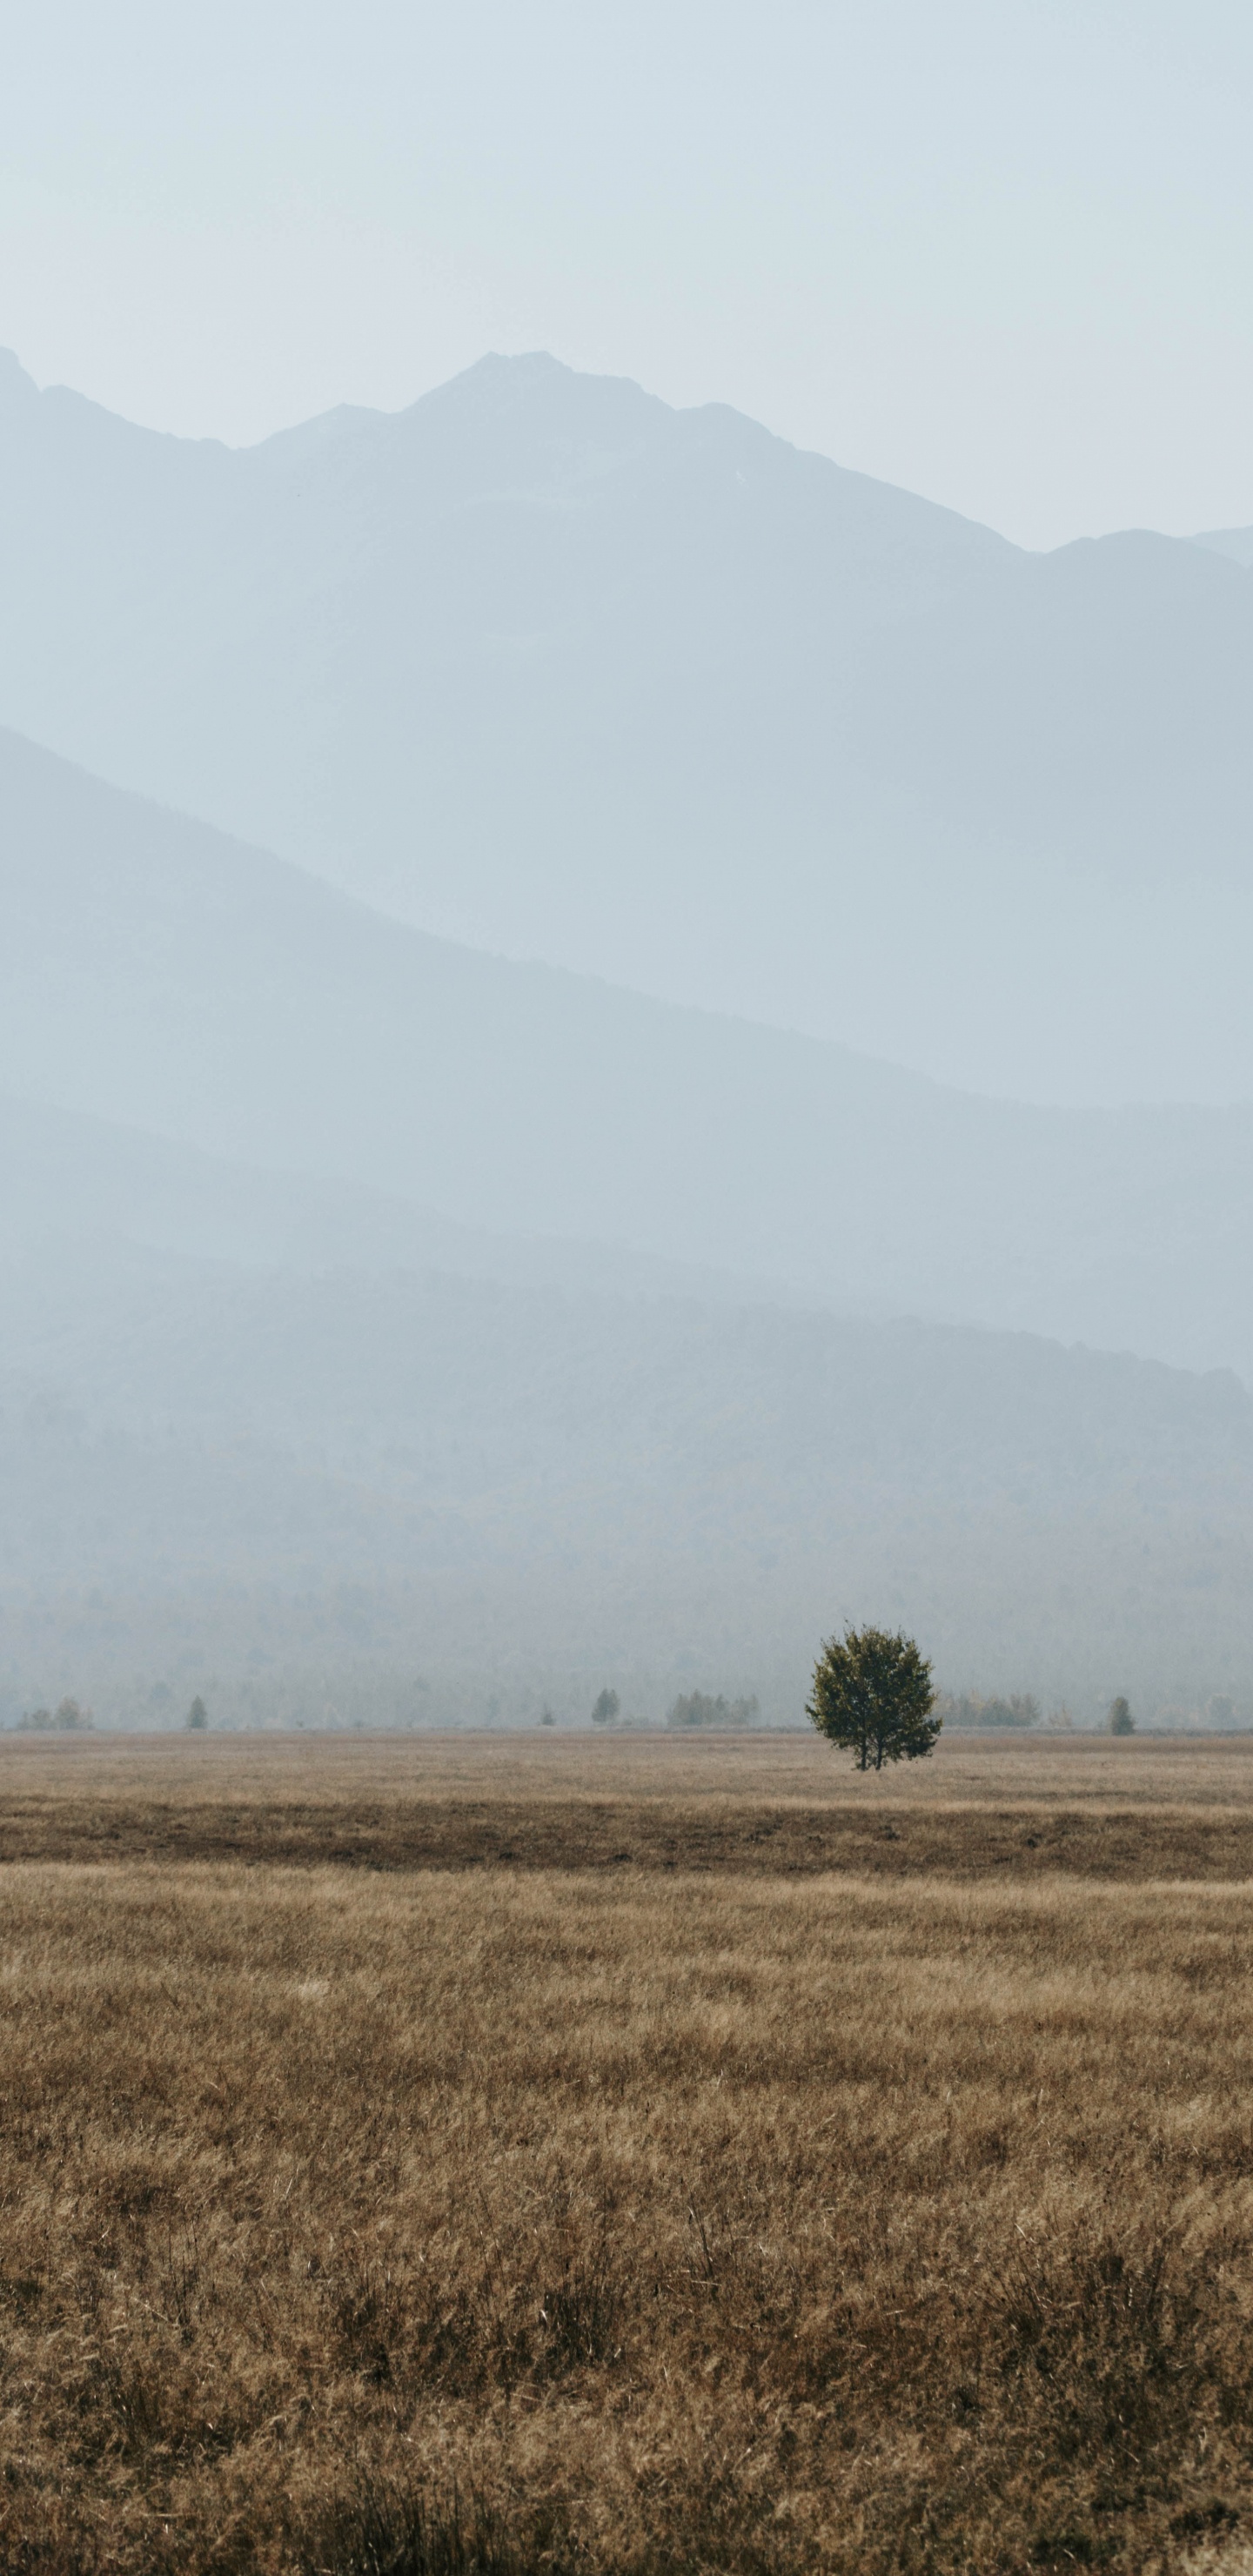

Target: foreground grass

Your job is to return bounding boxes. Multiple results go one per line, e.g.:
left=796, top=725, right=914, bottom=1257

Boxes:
left=0, top=1841, right=1252, bottom=2571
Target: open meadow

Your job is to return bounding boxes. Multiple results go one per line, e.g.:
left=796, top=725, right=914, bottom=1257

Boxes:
left=2, top=1730, right=1253, bottom=2574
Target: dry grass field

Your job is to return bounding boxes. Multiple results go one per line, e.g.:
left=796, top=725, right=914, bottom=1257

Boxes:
left=2, top=1731, right=1253, bottom=2573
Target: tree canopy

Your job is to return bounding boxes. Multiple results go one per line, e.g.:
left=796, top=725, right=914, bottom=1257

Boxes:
left=807, top=1625, right=940, bottom=1771
left=666, top=1691, right=759, bottom=1729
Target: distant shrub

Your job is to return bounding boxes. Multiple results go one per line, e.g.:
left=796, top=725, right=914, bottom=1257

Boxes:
left=939, top=1692, right=1041, bottom=1731
left=666, top=1692, right=759, bottom=1729
left=1108, top=1695, right=1135, bottom=1735
left=591, top=1689, right=620, bottom=1727
left=186, top=1696, right=209, bottom=1731
left=17, top=1698, right=92, bottom=1734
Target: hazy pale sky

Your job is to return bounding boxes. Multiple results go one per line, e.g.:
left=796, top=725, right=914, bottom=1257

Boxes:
left=3, top=0, right=1253, bottom=550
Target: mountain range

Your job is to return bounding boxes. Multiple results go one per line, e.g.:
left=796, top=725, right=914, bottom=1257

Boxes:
left=4, top=349, right=1253, bottom=1722
left=3, top=347, right=1253, bottom=1104
left=0, top=721, right=1252, bottom=1719
left=4, top=722, right=1253, bottom=1381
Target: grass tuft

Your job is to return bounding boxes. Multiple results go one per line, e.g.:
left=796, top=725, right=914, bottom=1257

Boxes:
left=299, top=2484, right=541, bottom=2576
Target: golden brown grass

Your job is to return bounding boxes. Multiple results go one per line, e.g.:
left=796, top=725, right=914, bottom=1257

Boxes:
left=2, top=1736, right=1253, bottom=2572
left=3, top=1728, right=1253, bottom=1878
left=11, top=1725, right=1253, bottom=1811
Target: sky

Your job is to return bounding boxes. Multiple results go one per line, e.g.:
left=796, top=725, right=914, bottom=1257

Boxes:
left=2, top=0, right=1253, bottom=550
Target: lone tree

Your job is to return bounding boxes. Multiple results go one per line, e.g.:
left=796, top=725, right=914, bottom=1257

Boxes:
left=591, top=1688, right=620, bottom=1727
left=807, top=1625, right=941, bottom=1772
left=186, top=1695, right=209, bottom=1731
left=1108, top=1695, right=1135, bottom=1736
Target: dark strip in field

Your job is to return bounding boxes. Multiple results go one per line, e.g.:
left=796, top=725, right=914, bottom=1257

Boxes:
left=0, top=1799, right=1250, bottom=1879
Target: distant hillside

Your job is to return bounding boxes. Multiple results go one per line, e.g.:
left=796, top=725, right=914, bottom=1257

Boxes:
left=3, top=1252, right=1253, bottom=1719
left=1196, top=527, right=1253, bottom=570
left=4, top=728, right=1253, bottom=1381
left=3, top=748, right=1252, bottom=1716
left=3, top=349, right=1253, bottom=1102
left=0, top=1092, right=765, bottom=1305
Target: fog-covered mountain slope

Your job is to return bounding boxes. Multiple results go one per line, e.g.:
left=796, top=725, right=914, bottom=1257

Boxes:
left=0, top=1093, right=773, bottom=1305
left=5, top=725, right=1253, bottom=1381
left=3, top=348, right=1253, bottom=1103
left=4, top=1253, right=1253, bottom=1718
left=1196, top=527, right=1253, bottom=571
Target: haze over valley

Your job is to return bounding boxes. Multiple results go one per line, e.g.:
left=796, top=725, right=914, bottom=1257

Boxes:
left=3, top=338, right=1253, bottom=1728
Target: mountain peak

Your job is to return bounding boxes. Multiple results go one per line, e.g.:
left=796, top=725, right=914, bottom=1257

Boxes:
left=466, top=349, right=569, bottom=378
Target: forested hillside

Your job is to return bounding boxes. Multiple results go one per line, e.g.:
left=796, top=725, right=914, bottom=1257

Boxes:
left=3, top=1251, right=1251, bottom=1724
